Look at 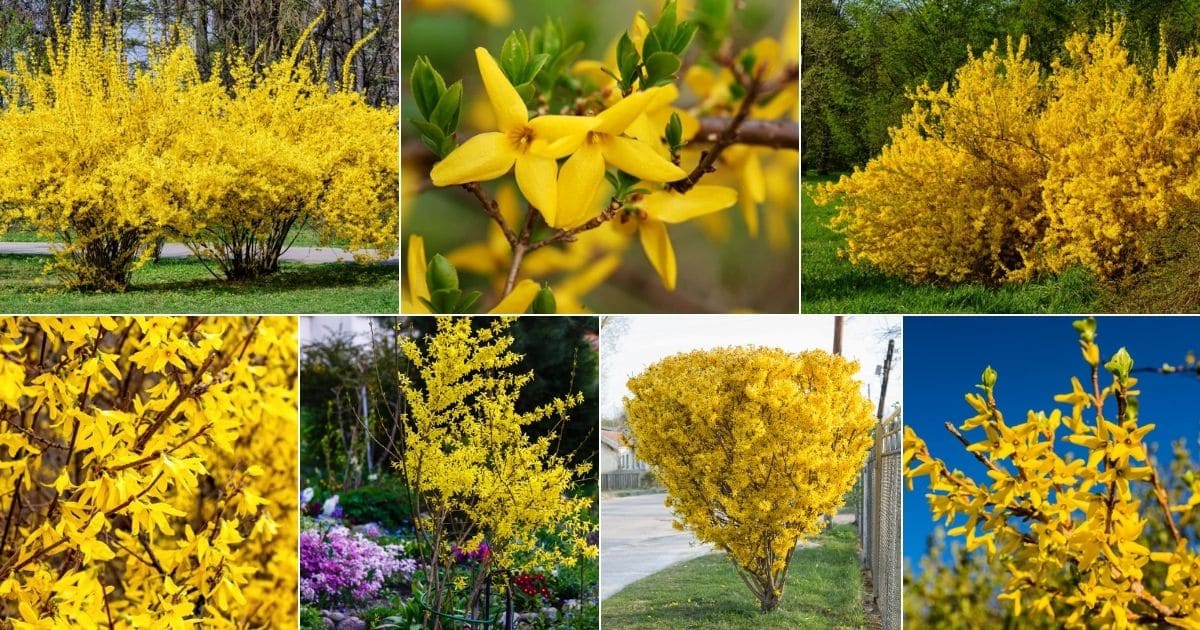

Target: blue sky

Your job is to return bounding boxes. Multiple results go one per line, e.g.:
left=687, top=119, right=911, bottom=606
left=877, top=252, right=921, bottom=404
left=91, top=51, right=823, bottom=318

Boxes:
left=904, top=316, right=1200, bottom=569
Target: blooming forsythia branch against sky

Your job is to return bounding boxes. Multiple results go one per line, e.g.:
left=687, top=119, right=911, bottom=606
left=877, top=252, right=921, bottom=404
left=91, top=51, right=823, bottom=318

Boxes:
left=402, top=0, right=800, bottom=314
left=905, top=318, right=1200, bottom=628
left=624, top=346, right=875, bottom=613
left=0, top=13, right=398, bottom=291
left=816, top=20, right=1200, bottom=288
left=0, top=316, right=298, bottom=629
left=391, top=317, right=595, bottom=627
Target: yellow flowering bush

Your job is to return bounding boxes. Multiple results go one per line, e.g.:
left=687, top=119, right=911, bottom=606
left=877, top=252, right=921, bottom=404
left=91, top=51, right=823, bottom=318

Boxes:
left=0, top=316, right=298, bottom=628
left=905, top=318, right=1200, bottom=627
left=817, top=21, right=1200, bottom=285
left=392, top=317, right=594, bottom=627
left=0, top=15, right=397, bottom=289
left=624, top=347, right=875, bottom=612
left=404, top=0, right=799, bottom=313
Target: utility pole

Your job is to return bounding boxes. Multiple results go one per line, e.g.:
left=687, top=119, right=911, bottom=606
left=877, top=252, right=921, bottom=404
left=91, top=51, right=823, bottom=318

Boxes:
left=833, top=315, right=844, bottom=355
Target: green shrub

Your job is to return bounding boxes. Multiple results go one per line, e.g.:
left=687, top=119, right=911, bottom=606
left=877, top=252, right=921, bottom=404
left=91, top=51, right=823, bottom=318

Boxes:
left=300, top=605, right=324, bottom=630
left=338, top=477, right=414, bottom=529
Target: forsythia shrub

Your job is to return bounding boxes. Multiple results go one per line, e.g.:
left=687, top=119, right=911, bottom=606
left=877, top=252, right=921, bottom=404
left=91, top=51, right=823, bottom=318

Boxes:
left=0, top=316, right=298, bottom=628
left=905, top=318, right=1200, bottom=627
left=0, top=15, right=398, bottom=289
left=624, top=347, right=875, bottom=612
left=172, top=19, right=399, bottom=279
left=0, top=18, right=197, bottom=290
left=817, top=36, right=1047, bottom=284
left=818, top=21, right=1200, bottom=285
left=393, top=317, right=594, bottom=627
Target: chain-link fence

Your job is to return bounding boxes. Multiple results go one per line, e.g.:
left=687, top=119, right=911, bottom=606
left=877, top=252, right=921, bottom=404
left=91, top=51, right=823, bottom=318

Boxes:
left=858, top=408, right=902, bottom=630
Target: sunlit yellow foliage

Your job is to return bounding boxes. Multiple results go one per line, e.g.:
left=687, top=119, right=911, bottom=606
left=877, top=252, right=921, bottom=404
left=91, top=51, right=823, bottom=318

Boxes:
left=905, top=319, right=1200, bottom=628
left=174, top=21, right=399, bottom=278
left=625, top=347, right=874, bottom=612
left=0, top=316, right=297, bottom=629
left=819, top=22, right=1200, bottom=284
left=816, top=36, right=1047, bottom=284
left=394, top=317, right=594, bottom=624
left=0, top=18, right=200, bottom=290
left=0, top=15, right=397, bottom=288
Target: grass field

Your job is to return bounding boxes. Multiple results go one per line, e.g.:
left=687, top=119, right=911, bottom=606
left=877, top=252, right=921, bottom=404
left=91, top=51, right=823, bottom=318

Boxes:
left=801, top=176, right=1101, bottom=313
left=0, top=255, right=397, bottom=313
left=602, top=525, right=865, bottom=629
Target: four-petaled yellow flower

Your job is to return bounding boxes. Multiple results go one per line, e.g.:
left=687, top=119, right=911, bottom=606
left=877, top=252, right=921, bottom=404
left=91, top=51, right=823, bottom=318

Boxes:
left=553, top=88, right=688, bottom=228
left=430, top=48, right=589, bottom=225
left=615, top=185, right=736, bottom=290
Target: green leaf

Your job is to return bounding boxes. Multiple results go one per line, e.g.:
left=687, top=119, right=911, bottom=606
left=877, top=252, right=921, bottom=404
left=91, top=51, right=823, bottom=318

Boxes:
left=524, top=53, right=551, bottom=84
left=642, top=29, right=664, bottom=60
left=409, top=118, right=444, bottom=141
left=514, top=82, right=535, bottom=104
left=643, top=52, right=681, bottom=87
left=430, top=82, right=463, bottom=133
left=428, top=288, right=459, bottom=314
left=981, top=366, right=997, bottom=389
left=532, top=286, right=557, bottom=314
left=410, top=57, right=446, bottom=120
left=426, top=254, right=459, bottom=292
left=532, top=17, right=562, bottom=57
left=740, top=50, right=757, bottom=75
left=729, top=81, right=746, bottom=101
left=455, top=291, right=482, bottom=313
left=1104, top=347, right=1134, bottom=381
left=617, top=33, right=640, bottom=86
left=671, top=21, right=699, bottom=54
left=656, top=0, right=678, bottom=45
left=1072, top=317, right=1097, bottom=342
left=665, top=112, right=683, bottom=150
left=500, top=31, right=529, bottom=83
left=604, top=171, right=620, bottom=190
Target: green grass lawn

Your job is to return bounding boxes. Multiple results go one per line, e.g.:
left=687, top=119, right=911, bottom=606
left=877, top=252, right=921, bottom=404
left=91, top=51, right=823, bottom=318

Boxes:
left=0, top=255, right=397, bottom=313
left=603, top=525, right=864, bottom=629
left=801, top=176, right=1101, bottom=313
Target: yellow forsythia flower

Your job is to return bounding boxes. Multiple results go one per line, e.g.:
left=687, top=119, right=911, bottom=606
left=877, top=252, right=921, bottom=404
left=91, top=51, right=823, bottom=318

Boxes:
left=0, top=316, right=297, bottom=628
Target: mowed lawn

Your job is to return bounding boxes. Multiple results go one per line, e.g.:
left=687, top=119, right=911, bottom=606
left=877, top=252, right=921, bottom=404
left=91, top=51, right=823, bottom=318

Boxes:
left=602, top=525, right=865, bottom=630
left=0, top=255, right=397, bottom=313
left=801, top=176, right=1100, bottom=313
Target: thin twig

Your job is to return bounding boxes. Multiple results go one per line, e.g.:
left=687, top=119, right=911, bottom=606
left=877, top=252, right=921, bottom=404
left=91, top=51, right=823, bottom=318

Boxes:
left=462, top=182, right=517, bottom=247
left=501, top=207, right=539, bottom=297
left=526, top=203, right=622, bottom=253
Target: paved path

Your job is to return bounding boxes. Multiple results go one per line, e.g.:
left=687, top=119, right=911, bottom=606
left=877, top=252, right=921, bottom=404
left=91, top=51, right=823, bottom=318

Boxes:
left=0, top=242, right=397, bottom=265
left=600, top=492, right=856, bottom=601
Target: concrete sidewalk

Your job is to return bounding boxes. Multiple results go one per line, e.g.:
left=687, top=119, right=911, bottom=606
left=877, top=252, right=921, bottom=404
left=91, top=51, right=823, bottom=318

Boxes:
left=600, top=492, right=857, bottom=601
left=600, top=493, right=713, bottom=601
left=0, top=242, right=398, bottom=265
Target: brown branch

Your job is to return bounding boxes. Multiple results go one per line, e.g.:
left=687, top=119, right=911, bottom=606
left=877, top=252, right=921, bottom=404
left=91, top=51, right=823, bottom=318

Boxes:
left=101, top=578, right=115, bottom=630
left=1149, top=470, right=1183, bottom=546
left=669, top=63, right=797, bottom=194
left=526, top=203, right=623, bottom=253
left=132, top=354, right=217, bottom=454
left=462, top=182, right=517, bottom=248
left=0, top=473, right=23, bottom=559
left=501, top=206, right=539, bottom=297
left=694, top=117, right=797, bottom=150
